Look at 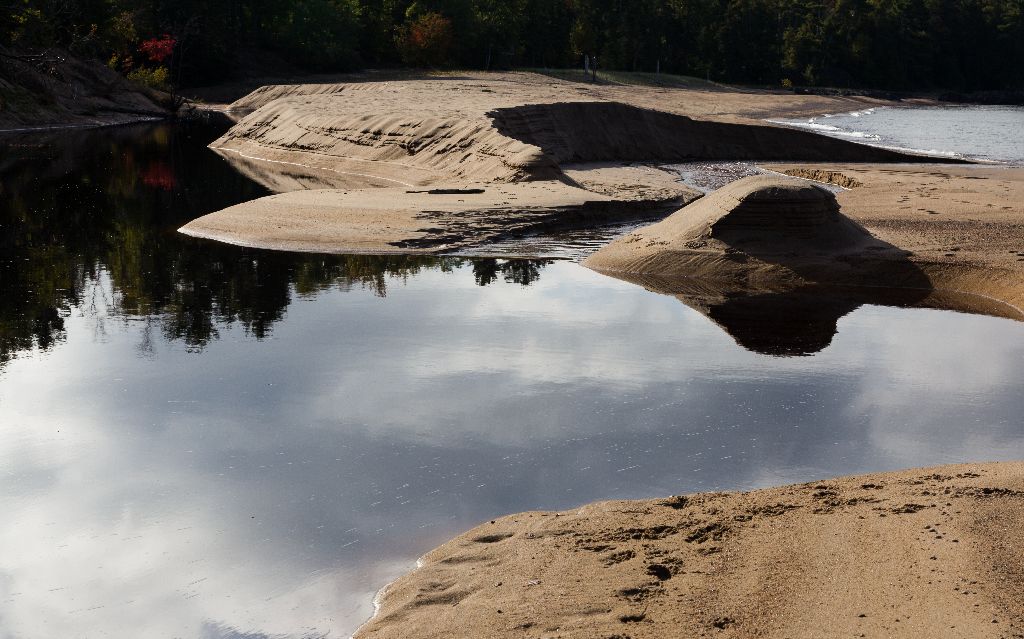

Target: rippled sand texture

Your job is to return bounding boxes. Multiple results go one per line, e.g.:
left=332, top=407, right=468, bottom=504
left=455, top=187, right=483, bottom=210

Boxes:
left=357, top=462, right=1024, bottom=639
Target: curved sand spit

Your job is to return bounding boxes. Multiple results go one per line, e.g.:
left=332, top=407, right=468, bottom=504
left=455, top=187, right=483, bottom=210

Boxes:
left=357, top=462, right=1024, bottom=638
left=179, top=165, right=699, bottom=254
left=586, top=174, right=904, bottom=287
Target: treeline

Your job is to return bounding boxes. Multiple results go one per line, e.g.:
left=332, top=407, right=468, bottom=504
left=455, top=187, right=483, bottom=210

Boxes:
left=2, top=0, right=1022, bottom=90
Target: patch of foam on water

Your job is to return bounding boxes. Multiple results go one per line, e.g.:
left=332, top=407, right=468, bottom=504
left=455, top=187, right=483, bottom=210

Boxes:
left=875, top=144, right=964, bottom=159
left=349, top=582, right=391, bottom=639
left=670, top=161, right=767, bottom=193
left=350, top=555, right=432, bottom=639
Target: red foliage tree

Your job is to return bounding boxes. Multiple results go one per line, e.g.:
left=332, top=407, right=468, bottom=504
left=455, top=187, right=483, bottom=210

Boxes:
left=139, top=34, right=176, bottom=64
left=395, top=13, right=453, bottom=68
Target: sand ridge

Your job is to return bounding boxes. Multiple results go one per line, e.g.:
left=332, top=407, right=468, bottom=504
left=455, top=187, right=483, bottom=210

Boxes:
left=356, top=462, right=1024, bottom=639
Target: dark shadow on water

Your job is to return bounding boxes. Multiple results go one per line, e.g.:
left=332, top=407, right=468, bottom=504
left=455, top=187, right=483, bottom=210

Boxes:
left=609, top=273, right=1024, bottom=357
left=0, top=122, right=550, bottom=367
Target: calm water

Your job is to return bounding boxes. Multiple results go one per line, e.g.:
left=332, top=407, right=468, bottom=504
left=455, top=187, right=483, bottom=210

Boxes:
left=2, top=123, right=1024, bottom=638
left=770, top=105, right=1024, bottom=163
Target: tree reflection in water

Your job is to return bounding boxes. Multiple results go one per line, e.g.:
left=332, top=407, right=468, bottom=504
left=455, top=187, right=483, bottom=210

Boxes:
left=0, top=122, right=549, bottom=363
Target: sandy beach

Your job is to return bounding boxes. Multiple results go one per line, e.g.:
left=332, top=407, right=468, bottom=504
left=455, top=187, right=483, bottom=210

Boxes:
left=7, top=1, right=1024, bottom=635
left=357, top=462, right=1024, bottom=638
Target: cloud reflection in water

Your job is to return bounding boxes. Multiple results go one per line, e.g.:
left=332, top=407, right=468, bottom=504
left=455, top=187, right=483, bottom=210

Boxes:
left=2, top=261, right=1024, bottom=637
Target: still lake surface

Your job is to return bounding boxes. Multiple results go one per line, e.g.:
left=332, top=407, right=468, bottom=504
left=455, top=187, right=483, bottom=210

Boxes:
left=2, top=121, right=1024, bottom=638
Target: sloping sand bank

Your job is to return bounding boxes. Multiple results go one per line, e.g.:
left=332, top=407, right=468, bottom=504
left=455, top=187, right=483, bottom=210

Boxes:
left=588, top=165, right=1024, bottom=316
left=209, top=74, right=926, bottom=189
left=356, top=461, right=1024, bottom=639
left=774, top=164, right=1024, bottom=315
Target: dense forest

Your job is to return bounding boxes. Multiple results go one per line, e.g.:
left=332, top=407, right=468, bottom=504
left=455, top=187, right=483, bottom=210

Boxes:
left=2, top=0, right=1022, bottom=91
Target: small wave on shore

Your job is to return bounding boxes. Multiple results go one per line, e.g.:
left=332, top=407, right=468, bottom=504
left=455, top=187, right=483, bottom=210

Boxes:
left=768, top=104, right=1024, bottom=164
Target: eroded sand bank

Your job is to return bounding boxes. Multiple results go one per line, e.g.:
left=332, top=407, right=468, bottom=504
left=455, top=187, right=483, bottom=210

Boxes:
left=356, top=462, right=1024, bottom=639
left=794, top=164, right=1024, bottom=314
